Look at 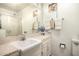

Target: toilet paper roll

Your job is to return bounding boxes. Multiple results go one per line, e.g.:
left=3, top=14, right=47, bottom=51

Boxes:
left=60, top=45, right=65, bottom=48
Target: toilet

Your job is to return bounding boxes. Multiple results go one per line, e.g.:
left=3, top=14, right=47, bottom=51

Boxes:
left=72, top=38, right=79, bottom=56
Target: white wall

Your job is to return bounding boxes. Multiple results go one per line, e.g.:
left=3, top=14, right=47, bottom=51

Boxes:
left=51, top=3, right=79, bottom=56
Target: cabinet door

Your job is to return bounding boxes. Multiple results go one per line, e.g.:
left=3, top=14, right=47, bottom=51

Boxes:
left=42, top=40, right=48, bottom=56
left=47, top=37, right=52, bottom=56
left=8, top=52, right=19, bottom=56
left=41, top=36, right=52, bottom=56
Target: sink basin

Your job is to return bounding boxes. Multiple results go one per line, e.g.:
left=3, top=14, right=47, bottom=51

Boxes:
left=10, top=38, right=41, bottom=51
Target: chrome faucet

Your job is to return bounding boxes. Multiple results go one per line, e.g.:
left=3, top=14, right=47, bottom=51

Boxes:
left=20, top=34, right=26, bottom=41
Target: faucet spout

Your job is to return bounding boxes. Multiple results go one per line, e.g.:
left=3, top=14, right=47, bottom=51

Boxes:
left=20, top=34, right=26, bottom=41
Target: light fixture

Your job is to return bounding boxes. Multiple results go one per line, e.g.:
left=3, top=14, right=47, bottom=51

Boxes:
left=33, top=9, right=40, bottom=17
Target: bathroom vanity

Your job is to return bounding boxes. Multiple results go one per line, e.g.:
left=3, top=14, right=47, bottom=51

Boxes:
left=0, top=32, right=52, bottom=56
left=10, top=38, right=41, bottom=56
left=0, top=37, right=41, bottom=56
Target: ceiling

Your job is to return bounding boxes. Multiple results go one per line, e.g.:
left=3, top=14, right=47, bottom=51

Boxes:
left=0, top=3, right=40, bottom=12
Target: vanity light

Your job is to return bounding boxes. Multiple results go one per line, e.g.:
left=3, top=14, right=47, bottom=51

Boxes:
left=33, top=9, right=40, bottom=17
left=48, top=3, right=57, bottom=12
left=33, top=10, right=38, bottom=17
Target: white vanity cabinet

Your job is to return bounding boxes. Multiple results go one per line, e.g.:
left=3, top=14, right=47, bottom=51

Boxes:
left=47, top=37, right=52, bottom=56
left=8, top=51, right=19, bottom=56
left=42, top=40, right=49, bottom=56
left=21, top=44, right=41, bottom=56
left=41, top=35, right=52, bottom=56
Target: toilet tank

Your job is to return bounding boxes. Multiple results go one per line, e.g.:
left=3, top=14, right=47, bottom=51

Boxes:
left=72, top=38, right=79, bottom=56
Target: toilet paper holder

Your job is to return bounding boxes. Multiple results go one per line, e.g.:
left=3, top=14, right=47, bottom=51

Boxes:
left=59, top=43, right=66, bottom=49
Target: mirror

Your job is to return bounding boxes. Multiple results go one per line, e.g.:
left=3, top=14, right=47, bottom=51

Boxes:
left=0, top=3, right=59, bottom=36
left=0, top=3, right=42, bottom=36
left=21, top=4, right=41, bottom=34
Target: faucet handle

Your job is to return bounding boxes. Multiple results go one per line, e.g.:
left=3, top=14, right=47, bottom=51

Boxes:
left=19, top=34, right=25, bottom=41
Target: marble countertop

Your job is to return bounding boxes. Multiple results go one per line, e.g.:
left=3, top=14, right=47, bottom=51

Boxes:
left=0, top=36, right=19, bottom=45
left=0, top=43, right=18, bottom=56
left=0, top=32, right=51, bottom=56
left=0, top=36, right=20, bottom=56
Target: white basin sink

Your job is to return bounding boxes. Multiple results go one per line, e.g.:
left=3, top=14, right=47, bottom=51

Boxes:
left=10, top=38, right=41, bottom=51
